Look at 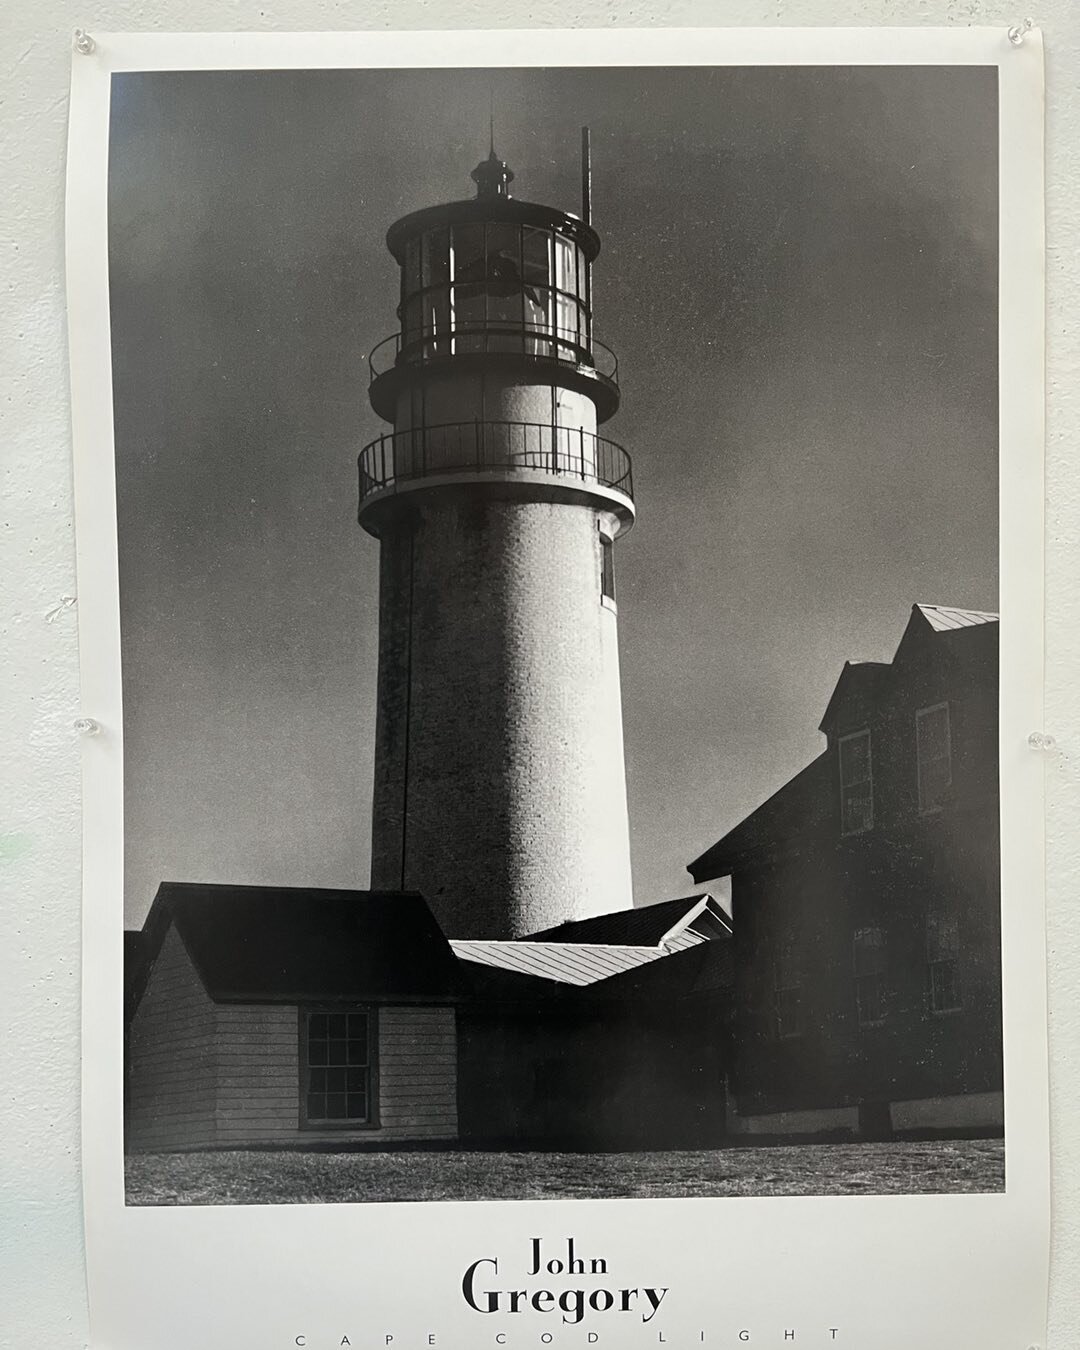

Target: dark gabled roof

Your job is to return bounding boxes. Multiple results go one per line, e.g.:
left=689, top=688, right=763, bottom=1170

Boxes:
left=688, top=601, right=999, bottom=881
left=687, top=751, right=833, bottom=882
left=524, top=894, right=719, bottom=946
left=131, top=882, right=464, bottom=1005
left=895, top=602, right=999, bottom=676
left=821, top=604, right=998, bottom=733
left=818, top=661, right=890, bottom=735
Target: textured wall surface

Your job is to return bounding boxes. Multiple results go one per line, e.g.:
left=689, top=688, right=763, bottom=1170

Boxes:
left=126, top=927, right=218, bottom=1152
left=371, top=491, right=633, bottom=937
left=1, top=2, right=1077, bottom=1346
left=214, top=1002, right=459, bottom=1145
left=127, top=932, right=460, bottom=1148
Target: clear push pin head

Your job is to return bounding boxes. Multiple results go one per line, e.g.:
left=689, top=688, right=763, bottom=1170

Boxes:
left=73, top=28, right=95, bottom=54
left=74, top=716, right=102, bottom=736
left=1027, top=731, right=1056, bottom=751
left=45, top=595, right=77, bottom=623
left=1007, top=17, right=1034, bottom=45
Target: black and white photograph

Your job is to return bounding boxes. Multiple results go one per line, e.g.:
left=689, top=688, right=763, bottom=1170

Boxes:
left=109, top=59, right=1008, bottom=1207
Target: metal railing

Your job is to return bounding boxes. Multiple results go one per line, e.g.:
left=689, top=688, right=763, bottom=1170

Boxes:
left=358, top=419, right=633, bottom=505
left=367, top=325, right=619, bottom=386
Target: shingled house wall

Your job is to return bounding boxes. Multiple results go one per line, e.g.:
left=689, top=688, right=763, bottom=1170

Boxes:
left=214, top=1003, right=458, bottom=1146
left=127, top=926, right=218, bottom=1152
left=127, top=922, right=459, bottom=1152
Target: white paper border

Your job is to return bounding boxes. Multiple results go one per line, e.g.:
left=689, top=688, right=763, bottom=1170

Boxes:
left=68, top=26, right=1047, bottom=1350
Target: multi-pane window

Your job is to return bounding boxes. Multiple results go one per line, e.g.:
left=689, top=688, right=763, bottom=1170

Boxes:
left=302, top=1010, right=374, bottom=1126
left=916, top=703, right=952, bottom=813
left=853, top=928, right=886, bottom=1026
left=839, top=729, right=873, bottom=835
left=772, top=944, right=804, bottom=1040
left=927, top=904, right=962, bottom=1013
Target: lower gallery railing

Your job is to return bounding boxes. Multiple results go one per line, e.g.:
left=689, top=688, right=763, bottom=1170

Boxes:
left=358, top=420, right=634, bottom=504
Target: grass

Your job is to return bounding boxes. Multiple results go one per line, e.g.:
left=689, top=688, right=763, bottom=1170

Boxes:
left=126, top=1138, right=1004, bottom=1205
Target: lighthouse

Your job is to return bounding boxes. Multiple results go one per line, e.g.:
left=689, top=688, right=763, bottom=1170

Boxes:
left=358, top=133, right=635, bottom=940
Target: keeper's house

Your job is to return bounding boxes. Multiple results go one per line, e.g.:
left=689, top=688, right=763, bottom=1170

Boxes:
left=125, top=888, right=464, bottom=1151
left=125, top=886, right=734, bottom=1153
left=688, top=603, right=1003, bottom=1140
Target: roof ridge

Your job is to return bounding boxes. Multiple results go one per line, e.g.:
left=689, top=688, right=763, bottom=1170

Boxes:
left=915, top=601, right=999, bottom=614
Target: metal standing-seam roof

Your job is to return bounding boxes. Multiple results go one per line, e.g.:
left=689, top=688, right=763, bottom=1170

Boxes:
left=915, top=603, right=999, bottom=632
left=450, top=894, right=731, bottom=987
left=450, top=934, right=698, bottom=987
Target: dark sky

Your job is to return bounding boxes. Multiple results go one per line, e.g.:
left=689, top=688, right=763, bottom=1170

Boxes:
left=110, top=65, right=998, bottom=928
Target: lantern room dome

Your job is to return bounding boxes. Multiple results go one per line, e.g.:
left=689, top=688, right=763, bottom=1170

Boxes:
left=471, top=146, right=515, bottom=199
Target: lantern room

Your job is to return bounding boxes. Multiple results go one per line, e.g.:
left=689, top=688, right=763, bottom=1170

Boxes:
left=367, top=149, right=620, bottom=425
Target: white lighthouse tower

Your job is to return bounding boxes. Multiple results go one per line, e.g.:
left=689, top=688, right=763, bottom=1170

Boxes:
left=359, top=134, right=635, bottom=940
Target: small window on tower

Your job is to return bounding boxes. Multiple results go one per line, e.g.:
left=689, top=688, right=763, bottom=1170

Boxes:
left=600, top=532, right=615, bottom=606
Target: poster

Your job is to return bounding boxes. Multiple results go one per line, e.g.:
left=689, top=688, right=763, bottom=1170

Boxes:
left=68, top=26, right=1048, bottom=1349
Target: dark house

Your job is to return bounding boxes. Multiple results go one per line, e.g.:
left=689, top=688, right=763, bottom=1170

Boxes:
left=125, top=887, right=734, bottom=1153
left=125, top=885, right=465, bottom=1152
left=452, top=894, right=734, bottom=1150
left=688, top=604, right=1003, bottom=1139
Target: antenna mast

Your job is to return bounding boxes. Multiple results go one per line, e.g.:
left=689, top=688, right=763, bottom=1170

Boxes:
left=581, top=126, right=592, bottom=226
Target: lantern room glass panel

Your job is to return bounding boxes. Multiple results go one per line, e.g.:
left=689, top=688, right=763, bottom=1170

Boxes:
left=420, top=227, right=451, bottom=356
left=396, top=218, right=593, bottom=365
left=402, top=295, right=424, bottom=348
left=421, top=227, right=450, bottom=288
left=450, top=222, right=486, bottom=352
left=404, top=237, right=421, bottom=294
left=484, top=222, right=525, bottom=352
left=522, top=227, right=554, bottom=331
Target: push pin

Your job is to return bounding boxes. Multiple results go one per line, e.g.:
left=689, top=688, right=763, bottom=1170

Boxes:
left=1027, top=731, right=1056, bottom=751
left=45, top=595, right=77, bottom=623
left=1007, top=17, right=1034, bottom=45
left=74, top=716, right=102, bottom=736
left=73, top=28, right=96, bottom=55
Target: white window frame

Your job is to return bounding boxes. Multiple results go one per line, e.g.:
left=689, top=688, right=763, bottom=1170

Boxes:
left=839, top=728, right=873, bottom=836
left=300, top=1006, right=378, bottom=1130
left=916, top=702, right=953, bottom=814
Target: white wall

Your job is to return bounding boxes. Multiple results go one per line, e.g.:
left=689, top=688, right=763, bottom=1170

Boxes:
left=2, top=2, right=1078, bottom=1346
